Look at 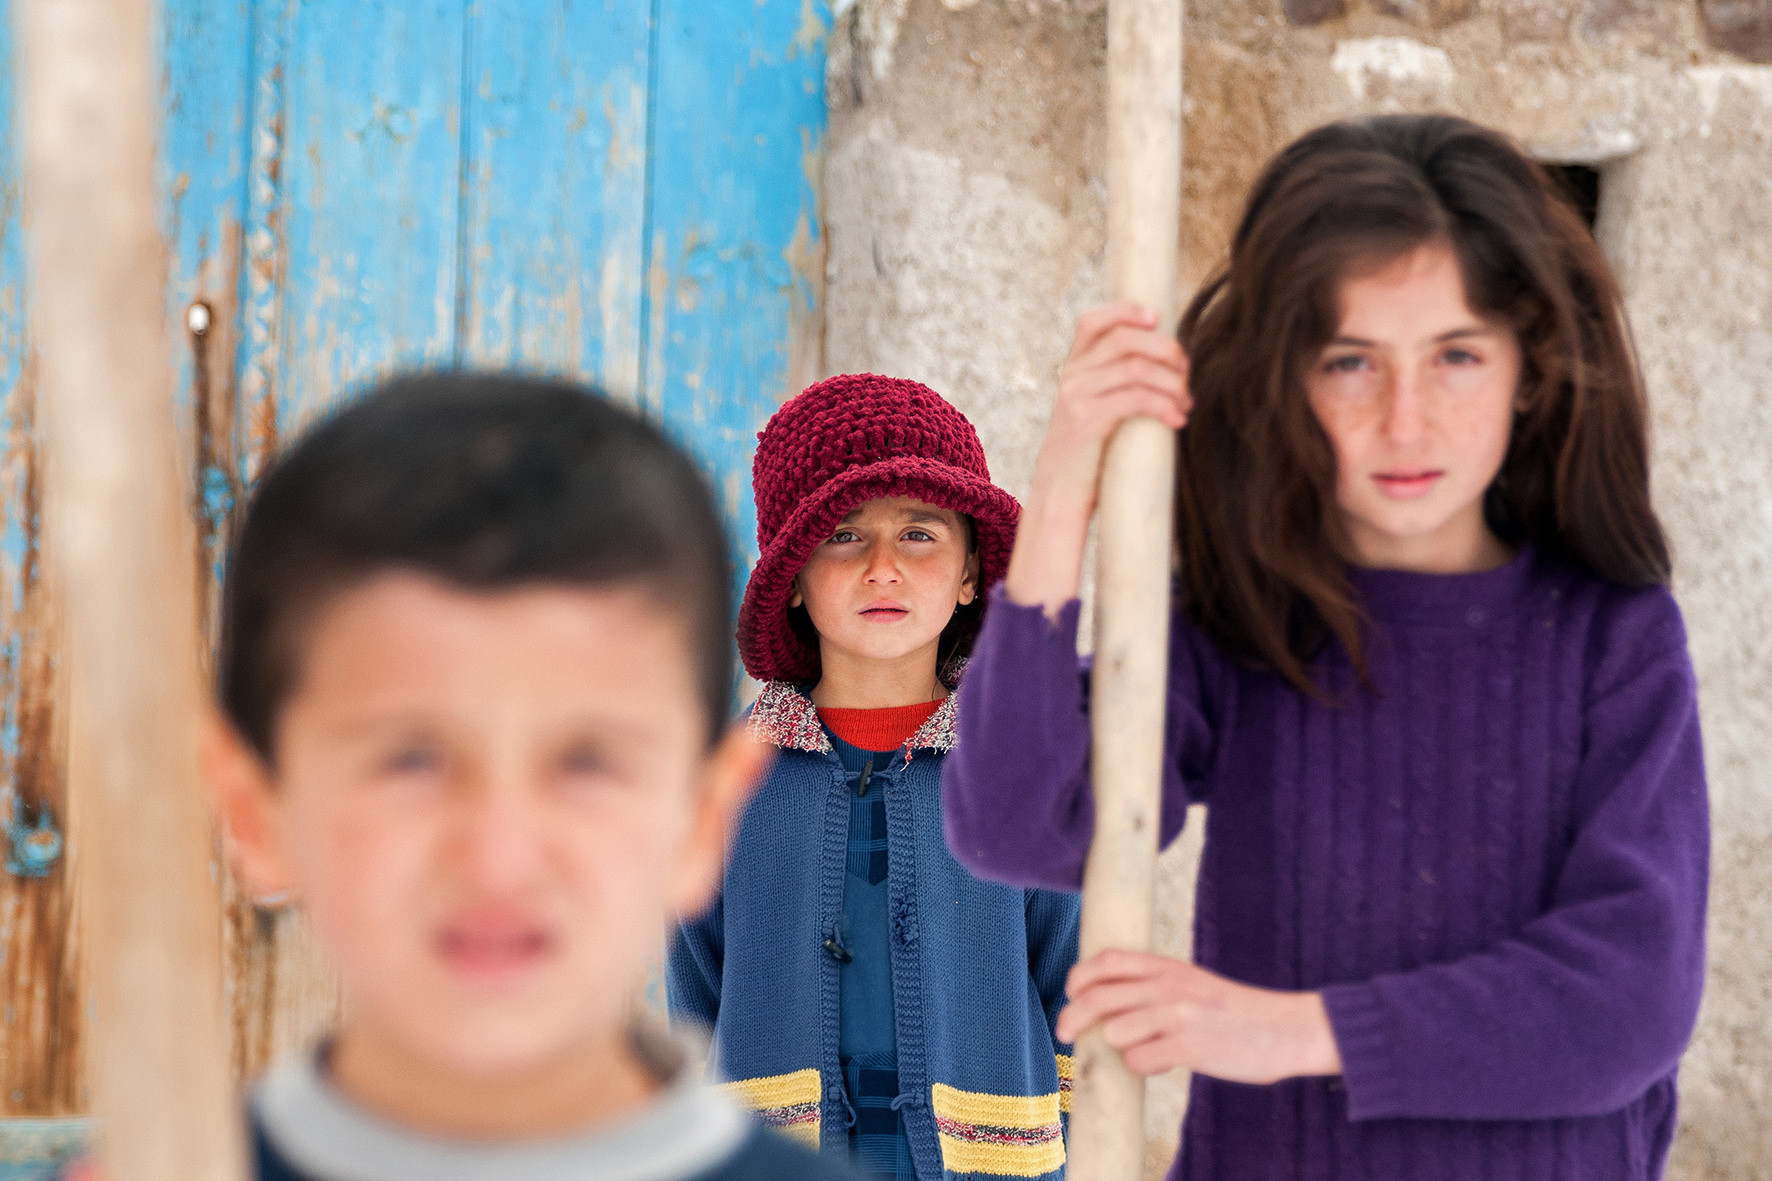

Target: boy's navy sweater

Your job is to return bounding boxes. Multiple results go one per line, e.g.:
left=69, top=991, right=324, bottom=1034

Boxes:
left=945, top=548, right=1710, bottom=1181
left=668, top=684, right=1081, bottom=1180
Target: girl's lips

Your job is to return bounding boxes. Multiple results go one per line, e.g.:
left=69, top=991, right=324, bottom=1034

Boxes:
left=1372, top=471, right=1443, bottom=500
left=860, top=604, right=909, bottom=620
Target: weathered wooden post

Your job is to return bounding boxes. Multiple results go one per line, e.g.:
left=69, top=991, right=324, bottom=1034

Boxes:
left=1070, top=0, right=1184, bottom=1178
left=16, top=1, right=245, bottom=1179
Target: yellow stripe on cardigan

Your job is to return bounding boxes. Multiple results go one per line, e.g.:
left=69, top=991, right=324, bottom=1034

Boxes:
left=931, top=1083, right=1065, bottom=1177
left=1056, top=1054, right=1074, bottom=1114
left=719, top=1068, right=821, bottom=1147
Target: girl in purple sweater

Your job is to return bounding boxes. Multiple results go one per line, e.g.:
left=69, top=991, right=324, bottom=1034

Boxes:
left=943, top=114, right=1708, bottom=1180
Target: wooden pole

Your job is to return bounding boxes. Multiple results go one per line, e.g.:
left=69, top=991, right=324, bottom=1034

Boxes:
left=16, top=1, right=245, bottom=1179
left=1070, top=0, right=1183, bottom=1178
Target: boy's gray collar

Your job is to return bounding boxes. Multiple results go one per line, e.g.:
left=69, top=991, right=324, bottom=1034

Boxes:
left=252, top=1032, right=748, bottom=1181
left=746, top=680, right=961, bottom=756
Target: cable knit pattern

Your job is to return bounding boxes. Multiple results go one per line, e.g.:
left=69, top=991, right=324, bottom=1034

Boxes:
left=943, top=548, right=1709, bottom=1181
left=737, top=374, right=1020, bottom=683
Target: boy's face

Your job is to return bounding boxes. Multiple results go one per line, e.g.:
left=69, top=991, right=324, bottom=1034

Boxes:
left=209, top=573, right=765, bottom=1081
left=791, top=496, right=979, bottom=673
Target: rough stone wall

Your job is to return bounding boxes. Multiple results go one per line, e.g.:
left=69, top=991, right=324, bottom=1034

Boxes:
left=822, top=1, right=1772, bottom=1176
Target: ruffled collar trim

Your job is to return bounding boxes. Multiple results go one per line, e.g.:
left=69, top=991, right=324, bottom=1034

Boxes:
left=746, top=681, right=961, bottom=757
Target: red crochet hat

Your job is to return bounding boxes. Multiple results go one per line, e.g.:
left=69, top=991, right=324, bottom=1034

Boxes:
left=738, top=374, right=1020, bottom=683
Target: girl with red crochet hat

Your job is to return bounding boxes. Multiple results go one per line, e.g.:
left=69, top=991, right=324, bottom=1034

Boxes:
left=668, top=374, right=1080, bottom=1181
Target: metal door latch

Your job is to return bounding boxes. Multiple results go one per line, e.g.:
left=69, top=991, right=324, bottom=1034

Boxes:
left=2, top=789, right=63, bottom=878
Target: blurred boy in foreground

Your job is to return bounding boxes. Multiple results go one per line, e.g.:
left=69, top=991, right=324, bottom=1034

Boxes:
left=202, top=373, right=860, bottom=1180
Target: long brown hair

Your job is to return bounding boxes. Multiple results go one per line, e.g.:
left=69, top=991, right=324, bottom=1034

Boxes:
left=1176, top=114, right=1669, bottom=694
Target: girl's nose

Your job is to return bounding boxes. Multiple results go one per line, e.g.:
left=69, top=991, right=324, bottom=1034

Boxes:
left=863, top=540, right=902, bottom=584
left=1380, top=370, right=1428, bottom=444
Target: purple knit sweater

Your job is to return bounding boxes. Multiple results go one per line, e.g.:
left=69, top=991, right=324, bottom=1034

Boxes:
left=944, top=548, right=1708, bottom=1181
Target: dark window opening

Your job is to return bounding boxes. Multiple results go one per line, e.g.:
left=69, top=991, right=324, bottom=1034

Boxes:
left=1544, top=163, right=1601, bottom=230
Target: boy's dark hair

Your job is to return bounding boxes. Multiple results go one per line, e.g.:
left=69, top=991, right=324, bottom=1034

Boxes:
left=219, top=372, right=734, bottom=759
left=1177, top=113, right=1669, bottom=696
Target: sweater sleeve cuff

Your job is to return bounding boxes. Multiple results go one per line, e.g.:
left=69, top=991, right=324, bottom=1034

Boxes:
left=983, top=582, right=1083, bottom=657
left=1321, top=982, right=1407, bottom=1122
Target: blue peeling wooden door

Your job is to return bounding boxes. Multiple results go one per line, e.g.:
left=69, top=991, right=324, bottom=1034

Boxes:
left=0, top=0, right=828, bottom=1112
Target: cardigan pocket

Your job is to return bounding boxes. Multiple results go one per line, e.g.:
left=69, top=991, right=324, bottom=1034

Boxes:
left=719, top=1068, right=822, bottom=1146
left=930, top=1082, right=1065, bottom=1177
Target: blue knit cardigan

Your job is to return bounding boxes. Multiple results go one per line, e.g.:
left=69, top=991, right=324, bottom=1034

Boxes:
left=668, top=682, right=1080, bottom=1181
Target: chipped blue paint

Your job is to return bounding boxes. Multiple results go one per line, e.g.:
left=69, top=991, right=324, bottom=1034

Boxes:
left=159, top=0, right=255, bottom=574
left=238, top=0, right=292, bottom=479
left=159, top=0, right=254, bottom=338
left=0, top=3, right=35, bottom=819
left=271, top=1, right=468, bottom=432
left=457, top=3, right=651, bottom=391
left=0, top=3, right=25, bottom=470
left=0, top=638, right=18, bottom=768
left=0, top=519, right=22, bottom=609
left=645, top=0, right=830, bottom=580
left=0, top=1117, right=91, bottom=1180
left=0, top=787, right=59, bottom=879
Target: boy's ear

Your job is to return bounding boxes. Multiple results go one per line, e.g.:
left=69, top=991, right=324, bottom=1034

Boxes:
left=672, top=726, right=774, bottom=918
left=202, top=708, right=296, bottom=902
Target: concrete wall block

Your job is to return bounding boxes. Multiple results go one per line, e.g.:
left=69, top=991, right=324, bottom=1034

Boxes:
left=825, top=0, right=1110, bottom=496
left=1498, top=0, right=1579, bottom=42
left=1581, top=0, right=1655, bottom=38
left=1701, top=0, right=1772, bottom=62
left=1373, top=0, right=1477, bottom=29
left=1284, top=0, right=1349, bottom=26
left=825, top=119, right=1100, bottom=496
left=1598, top=75, right=1772, bottom=1170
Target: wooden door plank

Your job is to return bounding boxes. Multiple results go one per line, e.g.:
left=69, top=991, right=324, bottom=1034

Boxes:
left=271, top=0, right=467, bottom=433
left=645, top=0, right=830, bottom=565
left=0, top=0, right=835, bottom=1115
left=160, top=0, right=340, bottom=1086
left=160, top=0, right=253, bottom=586
left=0, top=0, right=80, bottom=1119
left=456, top=1, right=649, bottom=393
left=223, top=0, right=471, bottom=1070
